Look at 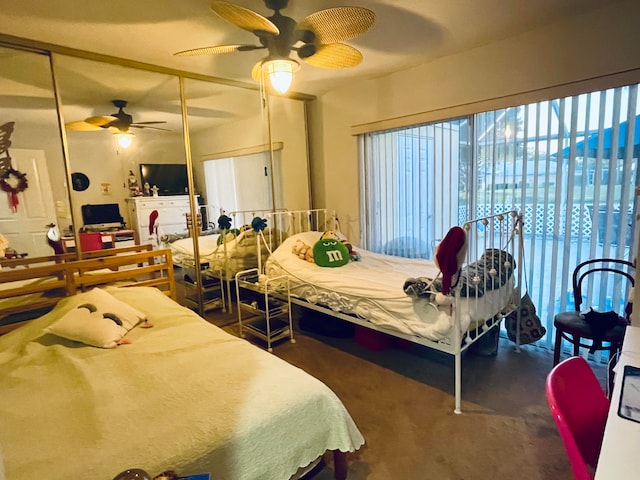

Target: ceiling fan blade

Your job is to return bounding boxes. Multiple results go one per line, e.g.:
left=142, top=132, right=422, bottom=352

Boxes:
left=210, top=0, right=279, bottom=35
left=174, top=44, right=262, bottom=57
left=65, top=121, right=105, bottom=132
left=131, top=125, right=172, bottom=132
left=131, top=121, right=167, bottom=125
left=297, top=7, right=375, bottom=45
left=84, top=115, right=117, bottom=127
left=301, top=43, right=363, bottom=69
left=107, top=127, right=134, bottom=135
left=251, top=59, right=266, bottom=83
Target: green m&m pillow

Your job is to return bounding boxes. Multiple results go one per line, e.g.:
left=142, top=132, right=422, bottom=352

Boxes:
left=313, top=238, right=350, bottom=267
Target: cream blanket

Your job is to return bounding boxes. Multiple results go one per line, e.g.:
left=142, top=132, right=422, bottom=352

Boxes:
left=265, top=231, right=515, bottom=341
left=0, top=286, right=363, bottom=480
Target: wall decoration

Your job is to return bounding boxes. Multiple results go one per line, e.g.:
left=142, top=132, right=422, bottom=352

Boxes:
left=0, top=167, right=28, bottom=212
left=71, top=172, right=90, bottom=191
left=0, top=121, right=15, bottom=176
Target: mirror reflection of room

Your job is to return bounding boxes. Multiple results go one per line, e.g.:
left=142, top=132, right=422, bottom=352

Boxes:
left=0, top=38, right=313, bottom=316
left=55, top=54, right=189, bottom=254
left=0, top=46, right=72, bottom=259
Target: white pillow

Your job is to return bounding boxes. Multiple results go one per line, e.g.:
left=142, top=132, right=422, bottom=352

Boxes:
left=75, top=287, right=145, bottom=330
left=46, top=307, right=128, bottom=348
left=45, top=288, right=146, bottom=348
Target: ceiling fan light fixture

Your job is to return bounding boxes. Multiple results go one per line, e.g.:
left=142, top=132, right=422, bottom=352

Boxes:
left=262, top=58, right=299, bottom=94
left=114, top=131, right=134, bottom=149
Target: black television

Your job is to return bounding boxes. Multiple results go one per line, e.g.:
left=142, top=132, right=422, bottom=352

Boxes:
left=81, top=203, right=124, bottom=229
left=139, top=163, right=189, bottom=196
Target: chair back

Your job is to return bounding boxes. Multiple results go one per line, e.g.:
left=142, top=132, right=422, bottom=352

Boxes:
left=546, top=356, right=610, bottom=479
left=79, top=232, right=105, bottom=252
left=572, top=258, right=634, bottom=314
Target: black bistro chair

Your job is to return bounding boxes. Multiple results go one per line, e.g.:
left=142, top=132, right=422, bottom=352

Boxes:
left=553, top=258, right=634, bottom=392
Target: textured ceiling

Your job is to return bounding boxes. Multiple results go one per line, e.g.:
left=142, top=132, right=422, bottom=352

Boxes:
left=0, top=0, right=619, bottom=97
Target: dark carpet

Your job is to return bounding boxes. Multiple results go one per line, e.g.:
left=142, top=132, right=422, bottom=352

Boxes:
left=181, top=278, right=605, bottom=480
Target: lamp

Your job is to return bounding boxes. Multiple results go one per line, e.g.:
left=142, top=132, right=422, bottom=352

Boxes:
left=261, top=58, right=300, bottom=94
left=114, top=131, right=134, bottom=149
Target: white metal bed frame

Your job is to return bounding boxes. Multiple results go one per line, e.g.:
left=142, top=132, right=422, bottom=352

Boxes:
left=260, top=208, right=524, bottom=413
left=170, top=208, right=279, bottom=313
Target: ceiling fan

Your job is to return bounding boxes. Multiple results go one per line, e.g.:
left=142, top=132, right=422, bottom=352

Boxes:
left=174, top=0, right=376, bottom=93
left=65, top=100, right=170, bottom=148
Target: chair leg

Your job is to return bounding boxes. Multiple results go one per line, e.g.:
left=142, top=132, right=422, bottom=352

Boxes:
left=572, top=336, right=581, bottom=357
left=553, top=329, right=563, bottom=366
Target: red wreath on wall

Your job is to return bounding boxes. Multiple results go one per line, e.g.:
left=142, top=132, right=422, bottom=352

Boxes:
left=0, top=168, right=28, bottom=213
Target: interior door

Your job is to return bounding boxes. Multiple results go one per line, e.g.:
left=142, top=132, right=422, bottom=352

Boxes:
left=0, top=148, right=58, bottom=257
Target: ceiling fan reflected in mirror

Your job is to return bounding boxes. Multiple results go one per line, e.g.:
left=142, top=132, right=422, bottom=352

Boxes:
left=65, top=100, right=170, bottom=148
left=174, top=0, right=375, bottom=94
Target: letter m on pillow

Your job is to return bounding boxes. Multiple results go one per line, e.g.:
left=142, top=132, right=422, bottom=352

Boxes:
left=313, top=239, right=350, bottom=267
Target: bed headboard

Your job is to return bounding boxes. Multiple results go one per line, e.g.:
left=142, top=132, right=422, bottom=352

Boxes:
left=266, top=209, right=338, bottom=247
left=0, top=247, right=175, bottom=335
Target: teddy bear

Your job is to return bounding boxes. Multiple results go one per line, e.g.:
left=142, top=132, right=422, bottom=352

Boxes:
left=292, top=238, right=314, bottom=263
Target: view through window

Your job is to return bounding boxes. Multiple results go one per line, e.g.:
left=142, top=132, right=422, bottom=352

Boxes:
left=360, top=83, right=639, bottom=350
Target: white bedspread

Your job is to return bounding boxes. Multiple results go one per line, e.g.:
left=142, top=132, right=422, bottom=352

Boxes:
left=170, top=230, right=265, bottom=276
left=265, top=231, right=515, bottom=342
left=0, top=286, right=363, bottom=480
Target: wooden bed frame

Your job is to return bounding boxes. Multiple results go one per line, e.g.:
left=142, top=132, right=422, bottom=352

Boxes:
left=262, top=209, right=524, bottom=414
left=0, top=243, right=354, bottom=480
left=0, top=245, right=175, bottom=335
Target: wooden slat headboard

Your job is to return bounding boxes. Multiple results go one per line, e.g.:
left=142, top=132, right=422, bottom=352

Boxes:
left=0, top=247, right=175, bottom=335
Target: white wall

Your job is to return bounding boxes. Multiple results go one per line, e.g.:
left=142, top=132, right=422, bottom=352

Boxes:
left=312, top=0, right=640, bottom=242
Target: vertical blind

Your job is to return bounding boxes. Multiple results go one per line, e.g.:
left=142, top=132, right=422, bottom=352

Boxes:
left=359, top=83, right=639, bottom=349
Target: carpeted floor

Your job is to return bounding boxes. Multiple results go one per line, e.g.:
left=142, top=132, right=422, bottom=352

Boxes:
left=179, top=278, right=606, bottom=480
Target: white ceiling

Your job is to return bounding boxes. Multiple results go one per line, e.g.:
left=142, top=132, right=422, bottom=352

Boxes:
left=0, top=0, right=619, bottom=97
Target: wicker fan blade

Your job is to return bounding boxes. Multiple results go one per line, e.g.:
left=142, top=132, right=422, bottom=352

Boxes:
left=84, top=115, right=118, bottom=127
left=210, top=0, right=279, bottom=35
left=297, top=7, right=375, bottom=45
left=174, top=44, right=262, bottom=57
left=108, top=127, right=135, bottom=135
left=251, top=60, right=265, bottom=82
left=65, top=120, right=107, bottom=132
left=301, top=43, right=363, bottom=69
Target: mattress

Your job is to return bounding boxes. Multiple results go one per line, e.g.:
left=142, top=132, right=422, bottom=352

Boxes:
left=170, top=230, right=269, bottom=276
left=169, top=233, right=221, bottom=265
left=264, top=231, right=515, bottom=342
left=0, top=276, right=62, bottom=324
left=0, top=286, right=364, bottom=480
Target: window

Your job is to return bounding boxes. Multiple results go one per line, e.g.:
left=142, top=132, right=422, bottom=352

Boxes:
left=360, top=119, right=469, bottom=259
left=360, top=83, right=640, bottom=350
left=203, top=150, right=282, bottom=214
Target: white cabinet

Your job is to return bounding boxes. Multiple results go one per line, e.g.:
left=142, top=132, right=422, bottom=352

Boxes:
left=125, top=196, right=195, bottom=246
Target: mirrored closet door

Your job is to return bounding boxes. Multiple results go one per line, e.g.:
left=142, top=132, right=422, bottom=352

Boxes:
left=180, top=77, right=312, bottom=313
left=0, top=45, right=71, bottom=258
left=0, top=34, right=313, bottom=313
left=54, top=54, right=188, bottom=254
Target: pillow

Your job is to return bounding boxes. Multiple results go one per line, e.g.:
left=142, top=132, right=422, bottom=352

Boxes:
left=313, top=238, right=350, bottom=267
left=76, top=287, right=146, bottom=330
left=46, top=306, right=128, bottom=348
left=45, top=288, right=146, bottom=348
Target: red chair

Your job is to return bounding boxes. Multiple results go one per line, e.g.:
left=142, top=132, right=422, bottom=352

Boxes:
left=546, top=356, right=610, bottom=480
left=79, top=232, right=105, bottom=252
